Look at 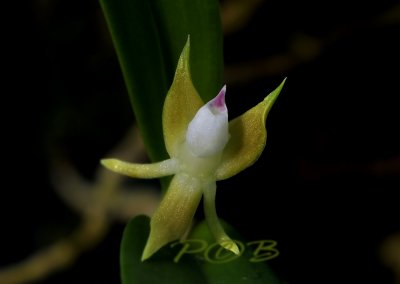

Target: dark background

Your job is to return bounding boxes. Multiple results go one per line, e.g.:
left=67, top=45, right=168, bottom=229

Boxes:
left=2, top=0, right=399, bottom=283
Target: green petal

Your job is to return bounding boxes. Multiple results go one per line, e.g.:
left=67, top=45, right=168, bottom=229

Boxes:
left=142, top=173, right=203, bottom=261
left=162, top=37, right=204, bottom=157
left=101, top=158, right=178, bottom=179
left=203, top=182, right=239, bottom=255
left=216, top=79, right=286, bottom=180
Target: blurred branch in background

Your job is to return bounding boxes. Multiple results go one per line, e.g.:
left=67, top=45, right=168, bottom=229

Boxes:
left=0, top=127, right=159, bottom=284
left=224, top=3, right=400, bottom=84
left=299, top=156, right=400, bottom=181
left=220, top=0, right=264, bottom=35
left=53, top=127, right=159, bottom=220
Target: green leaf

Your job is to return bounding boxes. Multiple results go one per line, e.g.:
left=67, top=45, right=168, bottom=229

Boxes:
left=99, top=0, right=223, bottom=162
left=151, top=0, right=224, bottom=102
left=99, top=0, right=168, bottom=162
left=120, top=216, right=207, bottom=284
left=189, top=220, right=284, bottom=284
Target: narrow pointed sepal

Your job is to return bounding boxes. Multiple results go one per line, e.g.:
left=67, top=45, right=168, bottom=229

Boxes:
left=100, top=158, right=178, bottom=179
left=216, top=78, right=286, bottom=180
left=162, top=36, right=204, bottom=157
left=141, top=173, right=203, bottom=261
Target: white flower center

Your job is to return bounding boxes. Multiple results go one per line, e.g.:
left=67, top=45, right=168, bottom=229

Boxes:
left=185, top=86, right=230, bottom=157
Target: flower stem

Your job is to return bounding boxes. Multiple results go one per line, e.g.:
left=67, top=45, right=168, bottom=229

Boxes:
left=203, top=182, right=239, bottom=255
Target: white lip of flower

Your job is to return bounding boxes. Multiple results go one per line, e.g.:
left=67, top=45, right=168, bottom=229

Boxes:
left=185, top=85, right=230, bottom=158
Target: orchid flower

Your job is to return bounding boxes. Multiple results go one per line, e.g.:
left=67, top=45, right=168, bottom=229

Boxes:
left=101, top=38, right=285, bottom=261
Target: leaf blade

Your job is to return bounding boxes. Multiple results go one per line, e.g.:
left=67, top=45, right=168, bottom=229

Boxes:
left=99, top=0, right=169, bottom=162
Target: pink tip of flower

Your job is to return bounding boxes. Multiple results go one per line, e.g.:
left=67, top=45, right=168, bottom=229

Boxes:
left=210, top=85, right=227, bottom=112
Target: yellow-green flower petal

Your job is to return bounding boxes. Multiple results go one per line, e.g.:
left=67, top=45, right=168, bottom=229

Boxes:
left=162, top=37, right=204, bottom=157
left=142, top=173, right=203, bottom=261
left=101, top=158, right=178, bottom=179
left=215, top=78, right=286, bottom=180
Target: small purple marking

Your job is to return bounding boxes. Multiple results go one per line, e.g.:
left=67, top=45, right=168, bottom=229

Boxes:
left=210, top=85, right=227, bottom=111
